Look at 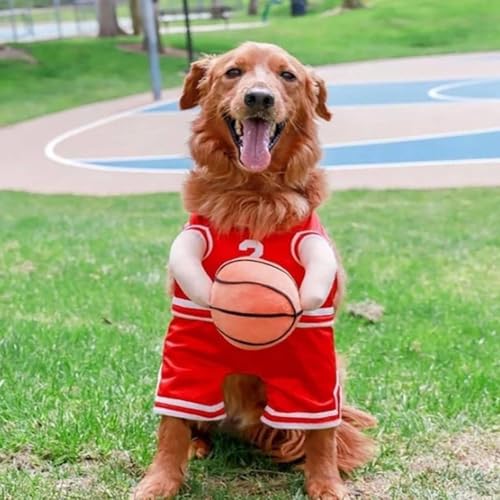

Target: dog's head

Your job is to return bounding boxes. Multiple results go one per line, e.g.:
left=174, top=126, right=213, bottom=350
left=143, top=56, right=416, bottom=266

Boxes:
left=180, top=42, right=331, bottom=174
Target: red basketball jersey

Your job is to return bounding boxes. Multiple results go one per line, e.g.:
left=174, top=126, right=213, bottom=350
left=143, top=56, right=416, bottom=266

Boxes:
left=155, top=213, right=342, bottom=429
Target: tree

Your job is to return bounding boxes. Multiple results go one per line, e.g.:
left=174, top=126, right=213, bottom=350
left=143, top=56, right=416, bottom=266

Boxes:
left=248, top=0, right=258, bottom=15
left=342, top=0, right=364, bottom=8
left=129, top=0, right=142, bottom=35
left=97, top=0, right=127, bottom=37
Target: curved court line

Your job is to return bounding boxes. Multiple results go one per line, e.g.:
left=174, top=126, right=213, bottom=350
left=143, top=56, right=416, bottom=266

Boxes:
left=46, top=78, right=500, bottom=173
left=76, top=157, right=500, bottom=174
left=428, top=78, right=500, bottom=102
left=72, top=126, right=500, bottom=173
left=44, top=98, right=179, bottom=172
left=326, top=125, right=500, bottom=146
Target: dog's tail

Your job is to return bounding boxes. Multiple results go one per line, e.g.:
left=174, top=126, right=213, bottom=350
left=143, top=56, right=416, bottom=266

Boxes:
left=336, top=404, right=378, bottom=472
left=242, top=404, right=377, bottom=472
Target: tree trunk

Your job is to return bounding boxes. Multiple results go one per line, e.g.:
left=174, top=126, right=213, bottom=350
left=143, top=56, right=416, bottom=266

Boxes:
left=97, top=0, right=126, bottom=37
left=342, top=0, right=364, bottom=9
left=248, top=0, right=258, bottom=16
left=129, top=0, right=142, bottom=35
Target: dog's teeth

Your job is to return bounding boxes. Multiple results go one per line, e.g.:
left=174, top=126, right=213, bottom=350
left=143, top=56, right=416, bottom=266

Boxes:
left=235, top=121, right=242, bottom=136
left=271, top=123, right=277, bottom=136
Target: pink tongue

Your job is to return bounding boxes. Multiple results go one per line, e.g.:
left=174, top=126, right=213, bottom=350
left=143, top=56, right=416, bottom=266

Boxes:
left=240, top=119, right=271, bottom=172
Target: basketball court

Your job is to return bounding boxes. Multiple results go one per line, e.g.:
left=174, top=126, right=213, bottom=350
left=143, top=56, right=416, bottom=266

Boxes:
left=2, top=51, right=500, bottom=194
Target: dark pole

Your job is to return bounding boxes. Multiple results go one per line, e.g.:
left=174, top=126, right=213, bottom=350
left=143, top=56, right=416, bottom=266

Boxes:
left=181, top=0, right=194, bottom=66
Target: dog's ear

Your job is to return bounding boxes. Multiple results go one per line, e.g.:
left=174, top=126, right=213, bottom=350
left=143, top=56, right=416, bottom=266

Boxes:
left=309, top=72, right=332, bottom=121
left=179, top=56, right=213, bottom=110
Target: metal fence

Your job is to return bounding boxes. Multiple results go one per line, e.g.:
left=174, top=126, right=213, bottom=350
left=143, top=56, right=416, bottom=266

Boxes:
left=0, top=0, right=247, bottom=43
left=0, top=0, right=102, bottom=42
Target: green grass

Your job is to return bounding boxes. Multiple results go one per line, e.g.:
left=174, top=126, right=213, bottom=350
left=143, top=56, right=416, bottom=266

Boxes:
left=0, top=188, right=498, bottom=498
left=0, top=37, right=188, bottom=126
left=169, top=0, right=500, bottom=64
left=2, top=0, right=500, bottom=125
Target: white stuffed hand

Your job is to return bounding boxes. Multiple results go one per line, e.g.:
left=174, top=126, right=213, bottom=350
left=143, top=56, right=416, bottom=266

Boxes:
left=168, top=230, right=213, bottom=307
left=298, top=235, right=337, bottom=311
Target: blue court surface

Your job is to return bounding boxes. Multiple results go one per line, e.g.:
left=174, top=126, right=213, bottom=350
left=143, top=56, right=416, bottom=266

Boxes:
left=140, top=77, right=500, bottom=113
left=72, top=77, right=500, bottom=172
left=79, top=129, right=500, bottom=171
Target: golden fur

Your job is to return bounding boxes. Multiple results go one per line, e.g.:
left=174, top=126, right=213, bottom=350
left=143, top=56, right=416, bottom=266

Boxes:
left=182, top=43, right=330, bottom=240
left=134, top=42, right=376, bottom=500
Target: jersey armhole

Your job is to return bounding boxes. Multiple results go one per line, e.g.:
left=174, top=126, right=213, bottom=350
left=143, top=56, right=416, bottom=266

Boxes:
left=183, top=225, right=213, bottom=259
left=290, top=231, right=326, bottom=266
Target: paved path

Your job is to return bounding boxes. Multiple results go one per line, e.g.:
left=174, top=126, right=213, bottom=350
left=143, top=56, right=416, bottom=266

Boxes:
left=1, top=52, right=500, bottom=195
left=0, top=15, right=265, bottom=43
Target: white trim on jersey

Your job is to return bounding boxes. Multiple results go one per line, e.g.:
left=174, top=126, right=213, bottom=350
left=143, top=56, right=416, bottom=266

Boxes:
left=260, top=416, right=341, bottom=430
left=296, top=321, right=334, bottom=328
left=184, top=224, right=213, bottom=259
left=172, top=297, right=210, bottom=311
left=155, top=396, right=224, bottom=412
left=171, top=311, right=213, bottom=323
left=290, top=231, right=325, bottom=265
left=154, top=407, right=227, bottom=421
left=172, top=298, right=333, bottom=319
left=171, top=312, right=333, bottom=328
left=264, top=406, right=339, bottom=419
left=302, top=307, right=335, bottom=317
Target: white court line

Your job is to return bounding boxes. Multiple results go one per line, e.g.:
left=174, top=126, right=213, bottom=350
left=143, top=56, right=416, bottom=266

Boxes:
left=321, top=125, right=500, bottom=147
left=44, top=97, right=179, bottom=172
left=323, top=158, right=500, bottom=171
left=46, top=88, right=500, bottom=175
left=428, top=78, right=500, bottom=102
left=69, top=125, right=500, bottom=173
left=76, top=125, right=500, bottom=158
left=74, top=153, right=189, bottom=162
left=69, top=157, right=500, bottom=175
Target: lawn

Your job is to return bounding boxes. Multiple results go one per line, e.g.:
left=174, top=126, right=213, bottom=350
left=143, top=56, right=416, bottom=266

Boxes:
left=2, top=0, right=500, bottom=125
left=0, top=38, right=188, bottom=126
left=169, top=0, right=500, bottom=65
left=0, top=188, right=498, bottom=498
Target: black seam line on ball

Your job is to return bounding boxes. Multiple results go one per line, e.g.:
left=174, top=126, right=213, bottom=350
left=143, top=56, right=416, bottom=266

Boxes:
left=213, top=277, right=299, bottom=316
left=210, top=305, right=303, bottom=319
left=215, top=316, right=297, bottom=346
left=217, top=258, right=295, bottom=282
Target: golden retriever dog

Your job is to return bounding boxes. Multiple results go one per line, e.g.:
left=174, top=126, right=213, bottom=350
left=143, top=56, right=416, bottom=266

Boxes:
left=134, top=42, right=376, bottom=500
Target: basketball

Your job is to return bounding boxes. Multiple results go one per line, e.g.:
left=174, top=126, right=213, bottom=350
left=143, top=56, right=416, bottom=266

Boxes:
left=209, top=257, right=302, bottom=350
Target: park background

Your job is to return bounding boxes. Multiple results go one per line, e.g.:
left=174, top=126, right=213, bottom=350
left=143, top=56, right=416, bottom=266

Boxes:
left=1, top=0, right=499, bottom=498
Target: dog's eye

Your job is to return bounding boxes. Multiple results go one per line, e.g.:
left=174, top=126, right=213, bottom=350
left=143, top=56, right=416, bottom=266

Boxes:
left=225, top=68, right=242, bottom=79
left=280, top=71, right=297, bottom=82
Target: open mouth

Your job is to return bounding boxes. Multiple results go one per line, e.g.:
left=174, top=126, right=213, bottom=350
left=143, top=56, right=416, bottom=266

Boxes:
left=225, top=116, right=285, bottom=172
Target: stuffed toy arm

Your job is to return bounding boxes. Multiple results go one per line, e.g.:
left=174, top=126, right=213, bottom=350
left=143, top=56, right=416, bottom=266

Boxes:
left=298, top=235, right=337, bottom=311
left=168, top=230, right=213, bottom=307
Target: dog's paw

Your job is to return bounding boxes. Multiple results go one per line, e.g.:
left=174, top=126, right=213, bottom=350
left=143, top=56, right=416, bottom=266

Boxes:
left=306, top=478, right=349, bottom=500
left=189, top=437, right=212, bottom=459
left=132, top=473, right=182, bottom=500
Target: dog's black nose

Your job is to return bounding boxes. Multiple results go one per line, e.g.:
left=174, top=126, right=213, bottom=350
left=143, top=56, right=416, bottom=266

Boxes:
left=244, top=89, right=275, bottom=110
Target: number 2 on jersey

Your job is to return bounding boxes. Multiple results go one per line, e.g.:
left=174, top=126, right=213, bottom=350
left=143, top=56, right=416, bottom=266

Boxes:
left=239, top=239, right=264, bottom=258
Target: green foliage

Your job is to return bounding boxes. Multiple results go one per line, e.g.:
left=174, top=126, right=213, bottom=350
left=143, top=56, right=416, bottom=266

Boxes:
left=0, top=37, right=187, bottom=125
left=1, top=0, right=500, bottom=125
